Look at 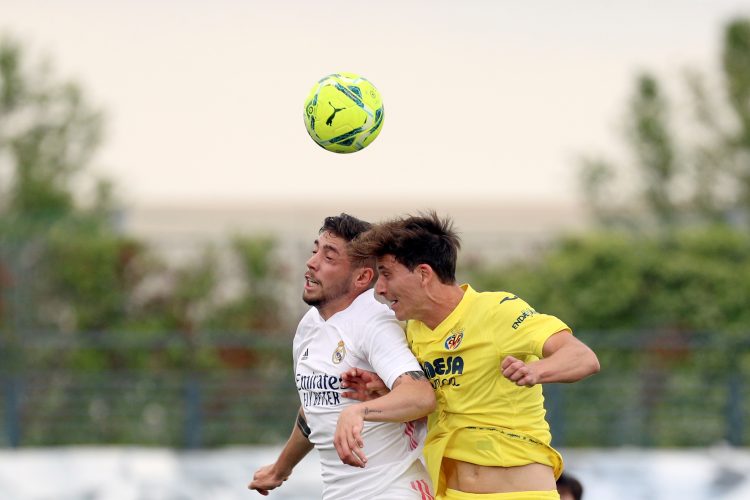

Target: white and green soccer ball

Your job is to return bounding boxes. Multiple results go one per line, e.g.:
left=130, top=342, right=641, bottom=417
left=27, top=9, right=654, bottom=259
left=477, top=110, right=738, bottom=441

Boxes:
left=303, top=72, right=384, bottom=153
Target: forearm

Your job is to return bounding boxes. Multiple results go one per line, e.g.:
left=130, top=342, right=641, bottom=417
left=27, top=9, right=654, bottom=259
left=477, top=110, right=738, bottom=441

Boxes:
left=534, top=343, right=600, bottom=383
left=353, top=377, right=435, bottom=423
left=250, top=409, right=314, bottom=493
left=334, top=373, right=434, bottom=467
left=274, top=410, right=314, bottom=474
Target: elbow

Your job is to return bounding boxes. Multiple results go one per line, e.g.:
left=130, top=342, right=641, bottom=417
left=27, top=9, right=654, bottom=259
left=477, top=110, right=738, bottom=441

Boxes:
left=571, top=346, right=600, bottom=381
left=418, top=387, right=437, bottom=415
left=425, top=393, right=437, bottom=414
left=588, top=352, right=601, bottom=376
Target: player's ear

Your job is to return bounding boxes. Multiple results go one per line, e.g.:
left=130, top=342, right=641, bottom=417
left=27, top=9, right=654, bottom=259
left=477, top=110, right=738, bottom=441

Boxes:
left=353, top=266, right=375, bottom=289
left=416, top=263, right=433, bottom=285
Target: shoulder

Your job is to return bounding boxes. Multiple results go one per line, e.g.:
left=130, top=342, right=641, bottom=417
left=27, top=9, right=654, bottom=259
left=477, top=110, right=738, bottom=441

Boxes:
left=297, top=307, right=321, bottom=329
left=295, top=307, right=324, bottom=341
left=341, top=289, right=396, bottom=323
left=334, top=290, right=402, bottom=345
left=470, top=288, right=528, bottom=314
left=466, top=288, right=542, bottom=329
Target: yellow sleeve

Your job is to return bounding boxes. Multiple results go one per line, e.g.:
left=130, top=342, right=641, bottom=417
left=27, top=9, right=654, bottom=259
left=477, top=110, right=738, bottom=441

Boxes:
left=491, top=294, right=571, bottom=358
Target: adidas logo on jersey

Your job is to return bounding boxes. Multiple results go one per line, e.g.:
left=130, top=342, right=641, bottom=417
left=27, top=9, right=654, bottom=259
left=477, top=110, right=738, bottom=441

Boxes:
left=301, top=348, right=309, bottom=361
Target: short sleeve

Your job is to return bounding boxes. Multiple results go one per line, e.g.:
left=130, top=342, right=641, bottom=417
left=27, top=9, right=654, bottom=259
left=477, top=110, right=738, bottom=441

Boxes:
left=292, top=309, right=315, bottom=369
left=292, top=325, right=303, bottom=362
left=492, top=295, right=571, bottom=358
left=362, top=314, right=422, bottom=389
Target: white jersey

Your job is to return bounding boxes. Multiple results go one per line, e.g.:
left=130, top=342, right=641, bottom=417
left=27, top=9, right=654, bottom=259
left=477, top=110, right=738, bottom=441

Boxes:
left=293, top=289, right=428, bottom=499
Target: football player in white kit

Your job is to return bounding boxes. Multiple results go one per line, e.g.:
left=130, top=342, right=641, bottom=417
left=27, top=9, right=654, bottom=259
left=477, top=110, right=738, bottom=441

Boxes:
left=249, top=214, right=436, bottom=499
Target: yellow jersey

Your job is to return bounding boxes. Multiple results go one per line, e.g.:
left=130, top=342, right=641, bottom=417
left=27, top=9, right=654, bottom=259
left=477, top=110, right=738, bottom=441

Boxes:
left=405, top=285, right=570, bottom=493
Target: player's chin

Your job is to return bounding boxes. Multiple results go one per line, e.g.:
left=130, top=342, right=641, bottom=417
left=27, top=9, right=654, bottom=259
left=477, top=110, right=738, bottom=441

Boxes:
left=391, top=302, right=408, bottom=321
left=302, top=289, right=322, bottom=304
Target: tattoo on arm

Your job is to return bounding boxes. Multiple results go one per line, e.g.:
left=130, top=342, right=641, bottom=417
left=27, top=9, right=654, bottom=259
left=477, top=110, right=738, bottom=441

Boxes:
left=296, top=411, right=311, bottom=439
left=403, top=370, right=427, bottom=381
left=364, top=407, right=383, bottom=416
left=392, top=369, right=428, bottom=389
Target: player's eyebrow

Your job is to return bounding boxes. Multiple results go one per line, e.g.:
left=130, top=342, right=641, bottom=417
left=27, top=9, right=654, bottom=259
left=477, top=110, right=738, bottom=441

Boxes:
left=321, top=243, right=341, bottom=255
left=312, top=238, right=342, bottom=257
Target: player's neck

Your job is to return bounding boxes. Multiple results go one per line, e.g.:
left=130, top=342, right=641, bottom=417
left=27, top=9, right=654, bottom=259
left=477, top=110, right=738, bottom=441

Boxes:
left=316, top=289, right=364, bottom=321
left=420, top=284, right=465, bottom=330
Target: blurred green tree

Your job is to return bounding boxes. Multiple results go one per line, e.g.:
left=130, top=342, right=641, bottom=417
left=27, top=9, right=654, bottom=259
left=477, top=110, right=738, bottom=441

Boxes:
left=0, top=36, right=295, bottom=446
left=0, top=35, right=119, bottom=334
left=580, top=18, right=750, bottom=228
left=472, top=19, right=750, bottom=332
left=0, top=35, right=291, bottom=340
left=464, top=18, right=750, bottom=447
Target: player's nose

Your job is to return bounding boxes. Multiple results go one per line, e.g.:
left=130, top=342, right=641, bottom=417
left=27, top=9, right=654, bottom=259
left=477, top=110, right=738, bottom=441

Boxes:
left=375, top=276, right=387, bottom=296
left=305, top=254, right=318, bottom=270
left=307, top=249, right=324, bottom=267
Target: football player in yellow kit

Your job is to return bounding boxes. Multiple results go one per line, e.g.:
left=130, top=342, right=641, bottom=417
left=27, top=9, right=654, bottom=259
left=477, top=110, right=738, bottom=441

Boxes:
left=340, top=212, right=600, bottom=500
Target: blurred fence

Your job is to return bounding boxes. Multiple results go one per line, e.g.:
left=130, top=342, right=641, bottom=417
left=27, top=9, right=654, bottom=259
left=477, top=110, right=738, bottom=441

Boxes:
left=0, top=331, right=748, bottom=449
left=0, top=333, right=299, bottom=448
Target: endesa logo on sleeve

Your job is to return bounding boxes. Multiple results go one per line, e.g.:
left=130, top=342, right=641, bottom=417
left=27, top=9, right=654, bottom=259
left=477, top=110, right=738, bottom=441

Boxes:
left=512, top=309, right=537, bottom=330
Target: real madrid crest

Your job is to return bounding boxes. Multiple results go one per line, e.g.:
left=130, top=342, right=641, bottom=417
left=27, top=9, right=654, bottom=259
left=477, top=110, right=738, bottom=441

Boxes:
left=332, top=340, right=346, bottom=364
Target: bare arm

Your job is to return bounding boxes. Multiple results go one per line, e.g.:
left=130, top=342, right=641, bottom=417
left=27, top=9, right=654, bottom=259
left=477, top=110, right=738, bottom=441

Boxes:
left=249, top=407, right=314, bottom=495
left=502, top=330, right=600, bottom=387
left=334, top=370, right=435, bottom=467
left=340, top=367, right=389, bottom=401
left=354, top=370, right=434, bottom=422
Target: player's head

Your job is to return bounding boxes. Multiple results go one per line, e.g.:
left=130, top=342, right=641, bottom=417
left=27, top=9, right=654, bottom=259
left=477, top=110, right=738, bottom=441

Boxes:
left=352, top=211, right=461, bottom=321
left=353, top=210, right=460, bottom=282
left=556, top=472, right=584, bottom=500
left=303, top=213, right=376, bottom=317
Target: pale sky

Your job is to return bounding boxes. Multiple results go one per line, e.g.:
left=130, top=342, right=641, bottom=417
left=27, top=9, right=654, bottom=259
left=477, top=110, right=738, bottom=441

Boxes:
left=3, top=0, right=749, bottom=208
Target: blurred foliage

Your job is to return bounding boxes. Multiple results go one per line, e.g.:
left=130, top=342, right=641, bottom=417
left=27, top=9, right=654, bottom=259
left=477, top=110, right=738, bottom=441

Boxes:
left=580, top=18, right=750, bottom=228
left=464, top=226, right=750, bottom=446
left=2, top=331, right=748, bottom=448
left=0, top=35, right=294, bottom=447
left=464, top=17, right=750, bottom=449
left=467, top=226, right=750, bottom=334
left=548, top=16, right=750, bottom=339
left=4, top=19, right=750, bottom=448
left=0, top=34, right=291, bottom=340
left=0, top=340, right=299, bottom=447
left=205, top=236, right=286, bottom=334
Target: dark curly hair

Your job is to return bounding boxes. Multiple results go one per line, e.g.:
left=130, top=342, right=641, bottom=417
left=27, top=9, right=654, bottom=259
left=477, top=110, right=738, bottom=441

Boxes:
left=319, top=213, right=374, bottom=270
left=351, top=210, right=461, bottom=284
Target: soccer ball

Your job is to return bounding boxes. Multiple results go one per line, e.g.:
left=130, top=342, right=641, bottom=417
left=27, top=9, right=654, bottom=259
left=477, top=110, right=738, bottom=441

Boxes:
left=303, top=72, right=384, bottom=153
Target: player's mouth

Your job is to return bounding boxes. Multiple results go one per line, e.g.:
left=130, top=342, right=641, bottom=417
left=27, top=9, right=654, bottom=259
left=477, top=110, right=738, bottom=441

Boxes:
left=305, top=275, right=321, bottom=290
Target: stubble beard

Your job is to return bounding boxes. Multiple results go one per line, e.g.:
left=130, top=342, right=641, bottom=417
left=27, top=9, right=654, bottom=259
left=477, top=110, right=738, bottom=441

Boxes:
left=302, top=278, right=353, bottom=310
